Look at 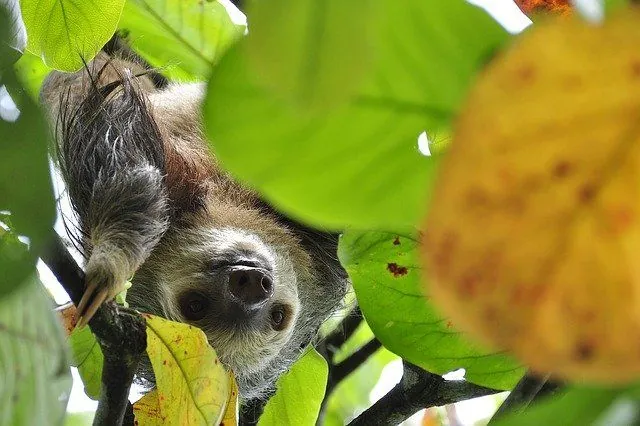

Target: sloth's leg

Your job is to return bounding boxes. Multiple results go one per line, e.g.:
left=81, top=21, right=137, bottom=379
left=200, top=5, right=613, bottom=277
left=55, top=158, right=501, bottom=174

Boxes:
left=41, top=55, right=169, bottom=327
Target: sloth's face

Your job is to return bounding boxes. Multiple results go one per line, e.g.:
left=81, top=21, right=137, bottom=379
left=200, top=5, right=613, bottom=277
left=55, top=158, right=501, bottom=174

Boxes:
left=161, top=227, right=305, bottom=377
left=128, top=198, right=347, bottom=399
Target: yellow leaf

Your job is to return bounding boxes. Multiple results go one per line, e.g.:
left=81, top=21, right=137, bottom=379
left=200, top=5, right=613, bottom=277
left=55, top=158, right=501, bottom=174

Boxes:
left=133, top=314, right=232, bottom=425
left=221, top=372, right=239, bottom=426
left=422, top=8, right=640, bottom=384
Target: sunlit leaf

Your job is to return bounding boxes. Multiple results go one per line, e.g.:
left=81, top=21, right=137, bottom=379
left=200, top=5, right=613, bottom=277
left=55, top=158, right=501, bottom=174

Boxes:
left=341, top=231, right=523, bottom=390
left=20, top=0, right=125, bottom=71
left=247, top=0, right=374, bottom=109
left=422, top=9, right=640, bottom=383
left=0, top=277, right=71, bottom=425
left=119, top=0, right=245, bottom=80
left=204, top=0, right=508, bottom=231
left=133, top=315, right=231, bottom=426
left=258, top=348, right=328, bottom=426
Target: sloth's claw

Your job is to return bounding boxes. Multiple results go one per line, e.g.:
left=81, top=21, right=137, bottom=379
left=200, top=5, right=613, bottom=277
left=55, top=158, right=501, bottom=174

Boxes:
left=75, top=276, right=124, bottom=329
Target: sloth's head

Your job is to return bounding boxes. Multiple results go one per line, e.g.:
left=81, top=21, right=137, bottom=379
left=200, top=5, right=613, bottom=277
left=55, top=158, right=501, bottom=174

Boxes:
left=129, top=194, right=348, bottom=399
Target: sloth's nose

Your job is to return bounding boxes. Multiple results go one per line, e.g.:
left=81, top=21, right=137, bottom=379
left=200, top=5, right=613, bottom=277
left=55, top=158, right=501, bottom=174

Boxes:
left=228, top=267, right=274, bottom=308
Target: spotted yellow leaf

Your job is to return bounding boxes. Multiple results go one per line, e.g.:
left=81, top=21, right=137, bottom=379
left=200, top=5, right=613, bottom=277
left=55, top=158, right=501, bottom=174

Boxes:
left=422, top=8, right=640, bottom=384
left=133, top=314, right=232, bottom=425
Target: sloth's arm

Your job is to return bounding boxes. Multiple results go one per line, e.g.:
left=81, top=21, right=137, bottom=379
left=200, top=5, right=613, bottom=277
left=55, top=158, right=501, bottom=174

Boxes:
left=41, top=54, right=169, bottom=327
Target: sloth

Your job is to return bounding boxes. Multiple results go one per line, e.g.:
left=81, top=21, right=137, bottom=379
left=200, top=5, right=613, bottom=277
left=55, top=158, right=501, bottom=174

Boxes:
left=40, top=42, right=348, bottom=401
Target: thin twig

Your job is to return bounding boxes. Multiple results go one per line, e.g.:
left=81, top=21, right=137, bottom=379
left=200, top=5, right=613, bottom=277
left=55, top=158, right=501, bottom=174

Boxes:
left=348, top=361, right=501, bottom=426
left=328, top=338, right=382, bottom=394
left=41, top=233, right=147, bottom=426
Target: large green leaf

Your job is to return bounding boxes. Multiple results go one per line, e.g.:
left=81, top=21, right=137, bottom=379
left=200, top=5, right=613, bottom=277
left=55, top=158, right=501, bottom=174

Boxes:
left=0, top=277, right=72, bottom=426
left=492, top=385, right=640, bottom=426
left=119, top=0, right=245, bottom=80
left=20, top=0, right=125, bottom=71
left=204, top=0, right=508, bottom=231
left=259, top=348, right=328, bottom=426
left=0, top=71, right=55, bottom=251
left=340, top=231, right=524, bottom=390
left=246, top=0, right=374, bottom=109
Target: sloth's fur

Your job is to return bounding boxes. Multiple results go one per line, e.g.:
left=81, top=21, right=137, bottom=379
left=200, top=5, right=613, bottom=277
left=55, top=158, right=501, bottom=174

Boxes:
left=41, top=49, right=348, bottom=400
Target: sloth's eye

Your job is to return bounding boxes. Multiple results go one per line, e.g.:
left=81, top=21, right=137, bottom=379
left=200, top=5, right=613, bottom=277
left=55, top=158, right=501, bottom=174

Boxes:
left=270, top=306, right=287, bottom=331
left=179, top=292, right=209, bottom=321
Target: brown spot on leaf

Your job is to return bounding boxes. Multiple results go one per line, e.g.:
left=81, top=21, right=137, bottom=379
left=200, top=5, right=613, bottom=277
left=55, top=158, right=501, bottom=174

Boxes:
left=631, top=60, right=640, bottom=77
left=387, top=263, right=408, bottom=277
left=575, top=341, right=595, bottom=361
left=458, top=271, right=481, bottom=297
left=393, top=236, right=401, bottom=246
left=553, top=161, right=571, bottom=178
left=465, top=187, right=490, bottom=209
left=162, top=360, right=167, bottom=365
left=516, top=64, right=536, bottom=83
left=578, top=184, right=596, bottom=203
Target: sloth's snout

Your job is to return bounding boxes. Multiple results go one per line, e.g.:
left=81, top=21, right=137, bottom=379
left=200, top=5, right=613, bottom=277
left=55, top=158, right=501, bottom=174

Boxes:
left=228, top=267, right=274, bottom=308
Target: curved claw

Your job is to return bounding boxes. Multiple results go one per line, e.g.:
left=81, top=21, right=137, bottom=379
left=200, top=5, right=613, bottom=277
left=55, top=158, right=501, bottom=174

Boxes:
left=75, top=278, right=125, bottom=329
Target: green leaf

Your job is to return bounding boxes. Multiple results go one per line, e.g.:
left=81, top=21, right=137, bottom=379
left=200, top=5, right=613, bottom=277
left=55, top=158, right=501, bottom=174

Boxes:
left=491, top=386, right=639, bottom=426
left=340, top=231, right=524, bottom=390
left=68, top=326, right=103, bottom=400
left=0, top=217, right=35, bottom=297
left=204, top=0, right=508, bottom=230
left=119, top=0, right=245, bottom=80
left=64, top=412, right=95, bottom=426
left=0, top=71, right=55, bottom=250
left=20, top=0, right=125, bottom=71
left=247, top=0, right=374, bottom=109
left=0, top=277, right=72, bottom=426
left=13, top=52, right=51, bottom=100
left=259, top=348, right=328, bottom=426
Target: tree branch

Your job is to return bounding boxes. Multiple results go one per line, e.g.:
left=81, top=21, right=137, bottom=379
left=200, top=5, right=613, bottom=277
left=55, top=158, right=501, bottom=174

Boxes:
left=348, top=361, right=501, bottom=426
left=41, top=234, right=147, bottom=426
left=490, top=373, right=562, bottom=422
left=327, top=338, right=382, bottom=395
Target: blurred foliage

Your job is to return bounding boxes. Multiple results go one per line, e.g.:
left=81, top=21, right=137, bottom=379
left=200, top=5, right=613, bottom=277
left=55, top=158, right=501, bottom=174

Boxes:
left=2, top=0, right=639, bottom=425
left=203, top=0, right=508, bottom=231
left=492, top=385, right=640, bottom=426
left=0, top=275, right=71, bottom=426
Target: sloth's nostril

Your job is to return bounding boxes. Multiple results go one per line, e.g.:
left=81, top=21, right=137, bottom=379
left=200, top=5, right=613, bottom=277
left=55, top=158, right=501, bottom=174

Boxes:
left=228, top=267, right=274, bottom=308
